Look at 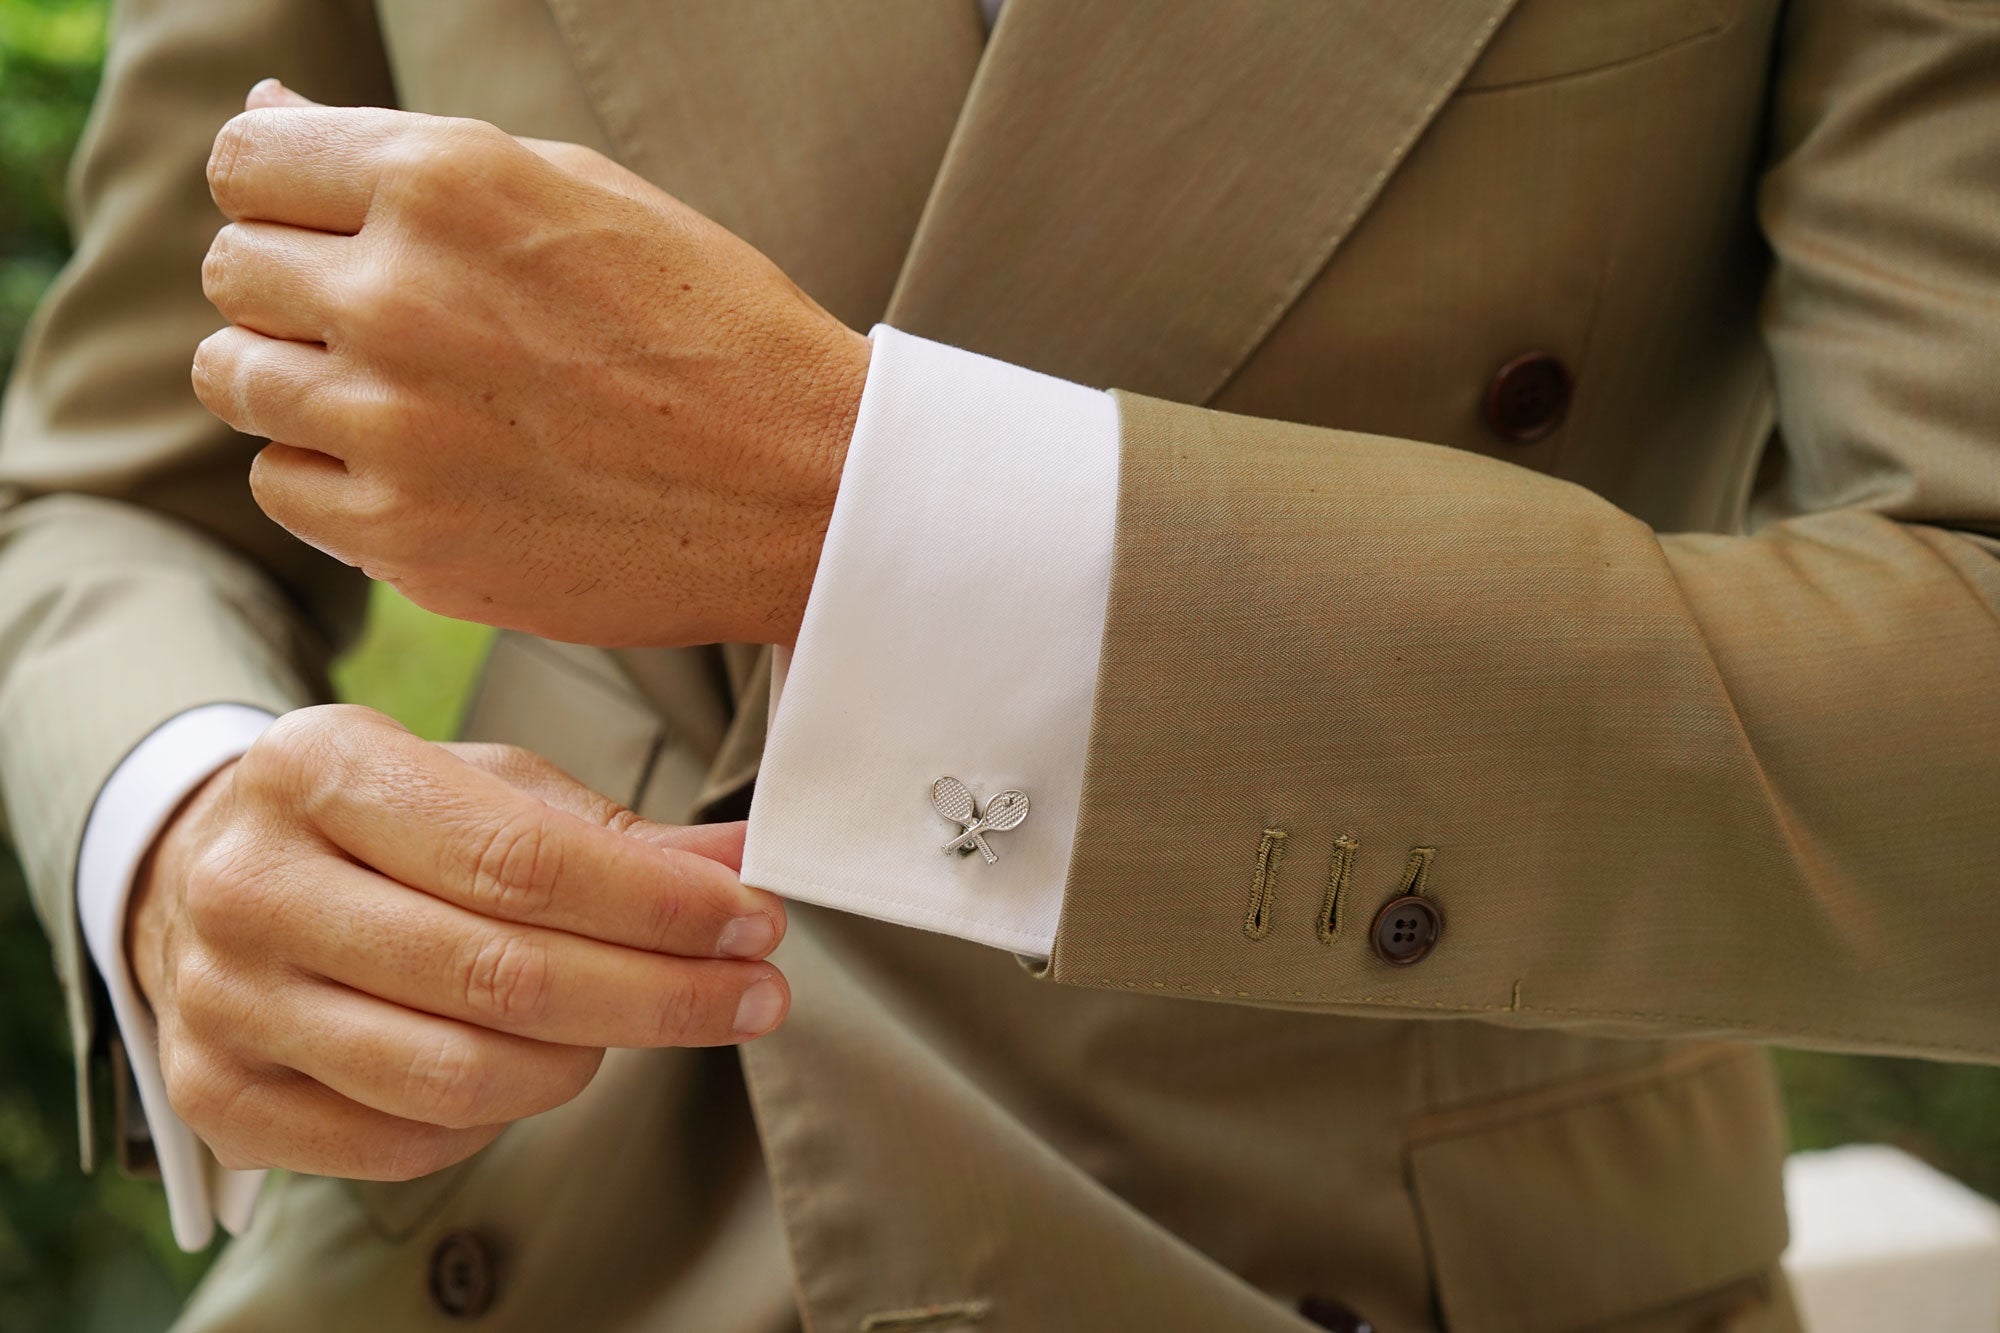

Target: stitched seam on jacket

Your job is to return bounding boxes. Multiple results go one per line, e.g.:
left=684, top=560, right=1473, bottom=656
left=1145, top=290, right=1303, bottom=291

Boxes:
left=1398, top=846, right=1436, bottom=898
left=1404, top=1043, right=1757, bottom=1142
left=1072, top=976, right=1982, bottom=1054
left=1244, top=828, right=1288, bottom=940
left=859, top=1300, right=992, bottom=1331
left=1318, top=835, right=1360, bottom=943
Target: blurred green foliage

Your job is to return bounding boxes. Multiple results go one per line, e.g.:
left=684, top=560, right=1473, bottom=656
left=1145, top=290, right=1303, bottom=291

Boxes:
left=1, top=0, right=1997, bottom=1329
left=0, top=0, right=105, bottom=382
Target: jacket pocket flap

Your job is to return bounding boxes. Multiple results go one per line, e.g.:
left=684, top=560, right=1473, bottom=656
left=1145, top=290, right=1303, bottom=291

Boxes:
left=1409, top=1048, right=1789, bottom=1333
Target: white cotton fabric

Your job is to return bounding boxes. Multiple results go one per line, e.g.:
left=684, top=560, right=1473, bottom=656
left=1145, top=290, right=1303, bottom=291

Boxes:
left=741, top=326, right=1119, bottom=957
left=76, top=702, right=275, bottom=1250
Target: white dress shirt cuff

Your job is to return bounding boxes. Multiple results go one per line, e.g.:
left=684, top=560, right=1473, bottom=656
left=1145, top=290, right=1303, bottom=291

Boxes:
left=76, top=703, right=277, bottom=1251
left=742, top=326, right=1120, bottom=958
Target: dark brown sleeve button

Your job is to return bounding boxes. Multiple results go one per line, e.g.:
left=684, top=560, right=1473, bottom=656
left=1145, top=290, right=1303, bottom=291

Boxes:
left=1370, top=895, right=1441, bottom=966
left=1298, top=1296, right=1376, bottom=1332
left=428, top=1230, right=498, bottom=1319
left=1483, top=351, right=1572, bottom=442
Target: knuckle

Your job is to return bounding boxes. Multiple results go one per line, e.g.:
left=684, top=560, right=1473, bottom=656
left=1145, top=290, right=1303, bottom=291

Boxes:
left=170, top=972, right=242, bottom=1050
left=244, top=445, right=293, bottom=519
left=253, top=705, right=394, bottom=818
left=432, top=117, right=512, bottom=167
left=637, top=874, right=685, bottom=952
left=207, top=115, right=254, bottom=211
left=177, top=844, right=229, bottom=928
left=371, top=141, right=434, bottom=213
left=380, top=119, right=518, bottom=222
left=379, top=123, right=473, bottom=201
left=246, top=710, right=336, bottom=801
left=162, top=1040, right=244, bottom=1140
left=346, top=468, right=420, bottom=539
left=200, top=230, right=237, bottom=304
left=189, top=331, right=237, bottom=408
left=402, top=1034, right=485, bottom=1128
left=465, top=815, right=562, bottom=920
left=167, top=948, right=229, bottom=1024
left=339, top=258, right=414, bottom=339
left=179, top=838, right=259, bottom=937
left=459, top=930, right=554, bottom=1028
left=443, top=742, right=513, bottom=774
left=649, top=972, right=700, bottom=1045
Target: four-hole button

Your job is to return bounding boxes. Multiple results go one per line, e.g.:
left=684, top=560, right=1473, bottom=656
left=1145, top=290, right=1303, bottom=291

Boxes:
left=1369, top=894, right=1442, bottom=967
left=1483, top=351, right=1573, bottom=443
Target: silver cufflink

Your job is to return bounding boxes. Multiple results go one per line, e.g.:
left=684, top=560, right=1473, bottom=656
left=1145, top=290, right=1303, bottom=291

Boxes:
left=931, top=777, right=1030, bottom=864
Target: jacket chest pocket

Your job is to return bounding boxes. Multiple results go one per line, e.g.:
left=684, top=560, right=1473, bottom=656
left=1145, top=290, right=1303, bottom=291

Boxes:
left=1463, top=0, right=1751, bottom=92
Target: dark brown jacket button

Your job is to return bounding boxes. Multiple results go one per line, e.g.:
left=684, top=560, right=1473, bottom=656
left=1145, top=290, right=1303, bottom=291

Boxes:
left=1297, top=1296, right=1376, bottom=1332
left=428, top=1231, right=497, bottom=1319
left=1370, top=895, right=1442, bottom=966
left=1483, top=352, right=1572, bottom=442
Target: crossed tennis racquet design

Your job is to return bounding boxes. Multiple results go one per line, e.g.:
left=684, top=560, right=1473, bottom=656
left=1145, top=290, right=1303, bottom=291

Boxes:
left=931, top=776, right=1031, bottom=864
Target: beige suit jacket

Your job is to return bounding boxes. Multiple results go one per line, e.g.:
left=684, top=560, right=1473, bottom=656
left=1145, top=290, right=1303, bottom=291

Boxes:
left=4, top=0, right=1997, bottom=1329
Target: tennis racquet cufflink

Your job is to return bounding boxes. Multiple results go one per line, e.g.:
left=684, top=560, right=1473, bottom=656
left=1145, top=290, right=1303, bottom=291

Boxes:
left=931, top=777, right=1030, bottom=864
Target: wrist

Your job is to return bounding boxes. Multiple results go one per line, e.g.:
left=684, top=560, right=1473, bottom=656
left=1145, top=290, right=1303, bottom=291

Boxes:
left=763, top=324, right=870, bottom=646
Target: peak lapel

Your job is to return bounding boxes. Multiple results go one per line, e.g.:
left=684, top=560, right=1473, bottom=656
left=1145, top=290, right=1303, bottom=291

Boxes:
left=543, top=0, right=985, bottom=328
left=886, top=0, right=1523, bottom=403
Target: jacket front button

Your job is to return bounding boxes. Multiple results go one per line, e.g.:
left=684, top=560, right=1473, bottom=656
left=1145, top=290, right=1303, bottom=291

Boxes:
left=1483, top=351, right=1573, bottom=442
left=1370, top=894, right=1442, bottom=966
left=428, top=1230, right=498, bottom=1319
left=1297, top=1296, right=1376, bottom=1332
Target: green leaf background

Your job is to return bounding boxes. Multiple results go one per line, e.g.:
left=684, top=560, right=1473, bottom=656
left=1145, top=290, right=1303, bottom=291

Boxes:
left=0, top=3, right=1993, bottom=1328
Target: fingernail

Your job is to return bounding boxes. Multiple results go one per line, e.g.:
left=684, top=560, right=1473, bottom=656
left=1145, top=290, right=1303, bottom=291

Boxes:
left=734, top=977, right=786, bottom=1037
left=717, top=913, right=777, bottom=959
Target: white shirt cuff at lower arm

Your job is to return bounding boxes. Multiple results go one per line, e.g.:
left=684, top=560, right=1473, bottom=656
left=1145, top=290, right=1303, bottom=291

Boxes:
left=741, top=325, right=1119, bottom=958
left=76, top=702, right=276, bottom=1251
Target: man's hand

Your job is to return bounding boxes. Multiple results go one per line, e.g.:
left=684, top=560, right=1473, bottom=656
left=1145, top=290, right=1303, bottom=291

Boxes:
left=193, top=81, right=870, bottom=648
left=126, top=704, right=788, bottom=1180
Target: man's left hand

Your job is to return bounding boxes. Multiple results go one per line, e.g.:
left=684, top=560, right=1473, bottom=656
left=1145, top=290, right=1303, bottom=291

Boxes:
left=195, top=82, right=870, bottom=648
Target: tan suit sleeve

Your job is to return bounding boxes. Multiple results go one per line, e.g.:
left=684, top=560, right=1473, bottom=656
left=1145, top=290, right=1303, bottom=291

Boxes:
left=1050, top=0, right=2000, bottom=1063
left=0, top=0, right=394, bottom=1161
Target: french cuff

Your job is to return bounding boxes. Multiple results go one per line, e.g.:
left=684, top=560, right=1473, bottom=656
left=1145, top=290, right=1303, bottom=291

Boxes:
left=76, top=703, right=276, bottom=1251
left=741, top=326, right=1119, bottom=959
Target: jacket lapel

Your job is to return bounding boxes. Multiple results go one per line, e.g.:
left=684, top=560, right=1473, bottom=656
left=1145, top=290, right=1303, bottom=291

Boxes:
left=886, top=0, right=1523, bottom=402
left=541, top=0, right=985, bottom=329
left=556, top=0, right=1522, bottom=806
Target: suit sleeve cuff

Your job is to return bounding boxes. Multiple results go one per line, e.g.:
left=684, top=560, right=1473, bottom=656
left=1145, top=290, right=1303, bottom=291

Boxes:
left=741, top=326, right=1119, bottom=957
left=76, top=703, right=276, bottom=1251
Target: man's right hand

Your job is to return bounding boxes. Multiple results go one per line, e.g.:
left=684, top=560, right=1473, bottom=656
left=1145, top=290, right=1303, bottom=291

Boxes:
left=124, top=704, right=789, bottom=1181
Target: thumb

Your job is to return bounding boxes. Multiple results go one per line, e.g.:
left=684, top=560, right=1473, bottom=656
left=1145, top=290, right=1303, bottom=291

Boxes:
left=246, top=78, right=319, bottom=110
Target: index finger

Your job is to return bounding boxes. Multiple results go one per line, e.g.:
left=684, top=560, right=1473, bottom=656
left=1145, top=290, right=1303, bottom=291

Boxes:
left=291, top=721, right=783, bottom=960
left=207, top=104, right=412, bottom=232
